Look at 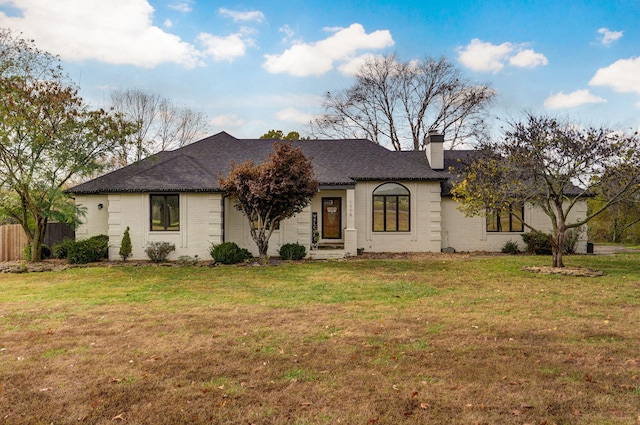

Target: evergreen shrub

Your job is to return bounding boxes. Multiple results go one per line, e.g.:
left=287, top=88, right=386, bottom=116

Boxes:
left=279, top=242, right=306, bottom=260
left=209, top=242, right=252, bottom=264
left=522, top=231, right=553, bottom=255
left=67, top=235, right=109, bottom=264
left=501, top=240, right=520, bottom=255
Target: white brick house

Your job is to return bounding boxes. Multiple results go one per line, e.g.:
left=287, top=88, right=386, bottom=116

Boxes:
left=68, top=132, right=588, bottom=260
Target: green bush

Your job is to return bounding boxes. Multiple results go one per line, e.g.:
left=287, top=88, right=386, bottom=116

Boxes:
left=23, top=244, right=51, bottom=261
left=119, top=227, right=132, bottom=261
left=563, top=228, right=580, bottom=254
left=209, top=242, right=252, bottom=264
left=501, top=240, right=520, bottom=255
left=67, top=235, right=109, bottom=264
left=145, top=241, right=176, bottom=263
left=279, top=242, right=307, bottom=260
left=52, top=238, right=75, bottom=259
left=521, top=231, right=553, bottom=255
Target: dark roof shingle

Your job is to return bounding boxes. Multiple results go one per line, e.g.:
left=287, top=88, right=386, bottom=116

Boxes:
left=69, top=132, right=447, bottom=194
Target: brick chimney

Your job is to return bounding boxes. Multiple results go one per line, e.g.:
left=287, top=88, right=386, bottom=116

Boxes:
left=426, top=130, right=444, bottom=170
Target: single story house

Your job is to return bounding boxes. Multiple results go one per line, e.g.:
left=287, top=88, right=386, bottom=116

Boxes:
left=68, top=131, right=588, bottom=260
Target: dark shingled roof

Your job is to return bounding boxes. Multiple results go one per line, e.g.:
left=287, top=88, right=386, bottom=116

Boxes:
left=69, top=132, right=447, bottom=194
left=440, top=149, right=589, bottom=197
left=440, top=150, right=476, bottom=196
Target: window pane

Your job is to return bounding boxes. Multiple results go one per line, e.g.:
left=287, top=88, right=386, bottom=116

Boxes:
left=386, top=197, right=397, bottom=231
left=373, top=196, right=385, bottom=231
left=151, top=195, right=180, bottom=231
left=151, top=195, right=165, bottom=231
left=374, top=182, right=409, bottom=196
left=499, top=210, right=510, bottom=233
left=511, top=204, right=524, bottom=232
left=166, top=195, right=180, bottom=231
left=486, top=209, right=499, bottom=232
left=398, top=195, right=409, bottom=231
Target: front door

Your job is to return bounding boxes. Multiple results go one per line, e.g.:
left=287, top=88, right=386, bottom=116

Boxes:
left=322, top=198, right=342, bottom=239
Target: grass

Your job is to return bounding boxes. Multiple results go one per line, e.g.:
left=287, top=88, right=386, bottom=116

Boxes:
left=1, top=253, right=640, bottom=424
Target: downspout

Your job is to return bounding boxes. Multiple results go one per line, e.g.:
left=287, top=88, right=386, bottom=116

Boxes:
left=221, top=194, right=226, bottom=243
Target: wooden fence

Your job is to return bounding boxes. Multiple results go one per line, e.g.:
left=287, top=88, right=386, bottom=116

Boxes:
left=0, top=224, right=28, bottom=261
left=0, top=223, right=75, bottom=261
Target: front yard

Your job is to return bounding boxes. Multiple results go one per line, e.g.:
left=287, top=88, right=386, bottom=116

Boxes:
left=1, top=253, right=639, bottom=424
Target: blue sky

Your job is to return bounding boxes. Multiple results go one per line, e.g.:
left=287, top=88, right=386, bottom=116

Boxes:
left=1, top=0, right=639, bottom=141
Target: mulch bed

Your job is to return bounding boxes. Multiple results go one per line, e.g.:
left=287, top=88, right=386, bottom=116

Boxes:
left=522, top=266, right=604, bottom=277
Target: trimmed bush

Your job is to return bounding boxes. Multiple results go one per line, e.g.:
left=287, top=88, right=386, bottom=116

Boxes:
left=279, top=242, right=306, bottom=260
left=209, top=242, right=252, bottom=264
left=67, top=235, right=109, bottom=264
left=501, top=240, right=520, bottom=255
left=145, top=241, right=176, bottom=263
left=119, top=227, right=132, bottom=261
left=521, top=231, right=553, bottom=255
left=52, top=238, right=75, bottom=259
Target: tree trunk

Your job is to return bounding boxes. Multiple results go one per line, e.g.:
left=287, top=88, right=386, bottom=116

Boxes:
left=552, top=228, right=565, bottom=268
left=28, top=216, right=47, bottom=262
left=256, top=237, right=269, bottom=260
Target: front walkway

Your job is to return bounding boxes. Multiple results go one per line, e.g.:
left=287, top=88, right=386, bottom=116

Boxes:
left=593, top=244, right=640, bottom=254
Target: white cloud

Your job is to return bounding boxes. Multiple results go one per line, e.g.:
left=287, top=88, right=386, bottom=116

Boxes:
left=590, top=57, right=640, bottom=94
left=218, top=8, right=264, bottom=23
left=168, top=1, right=193, bottom=13
left=457, top=39, right=513, bottom=73
left=509, top=49, right=548, bottom=68
left=0, top=0, right=201, bottom=68
left=210, top=114, right=245, bottom=128
left=337, top=53, right=381, bottom=76
left=598, top=27, right=623, bottom=46
left=544, top=89, right=607, bottom=109
left=279, top=25, right=295, bottom=43
left=198, top=33, right=248, bottom=62
left=457, top=38, right=547, bottom=73
left=263, top=23, right=394, bottom=77
left=276, top=107, right=315, bottom=124
left=164, top=19, right=173, bottom=28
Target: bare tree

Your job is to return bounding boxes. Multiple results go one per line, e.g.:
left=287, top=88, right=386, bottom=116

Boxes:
left=110, top=89, right=161, bottom=164
left=110, top=89, right=209, bottom=165
left=311, top=54, right=495, bottom=150
left=173, top=107, right=209, bottom=149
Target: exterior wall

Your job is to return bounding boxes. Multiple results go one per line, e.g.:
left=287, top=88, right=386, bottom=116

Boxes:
left=77, top=193, right=224, bottom=260
left=225, top=197, right=313, bottom=257
left=76, top=188, right=589, bottom=260
left=355, top=181, right=442, bottom=253
left=441, top=198, right=589, bottom=253
left=75, top=194, right=110, bottom=239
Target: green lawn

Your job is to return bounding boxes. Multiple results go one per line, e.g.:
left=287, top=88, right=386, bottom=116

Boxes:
left=1, top=253, right=639, bottom=424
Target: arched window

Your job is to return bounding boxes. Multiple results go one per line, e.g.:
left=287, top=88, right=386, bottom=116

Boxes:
left=372, top=183, right=410, bottom=232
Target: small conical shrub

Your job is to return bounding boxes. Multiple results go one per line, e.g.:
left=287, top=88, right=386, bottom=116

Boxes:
left=119, top=226, right=132, bottom=261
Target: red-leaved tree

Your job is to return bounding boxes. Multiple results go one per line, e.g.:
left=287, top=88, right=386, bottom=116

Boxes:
left=218, top=142, right=318, bottom=259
